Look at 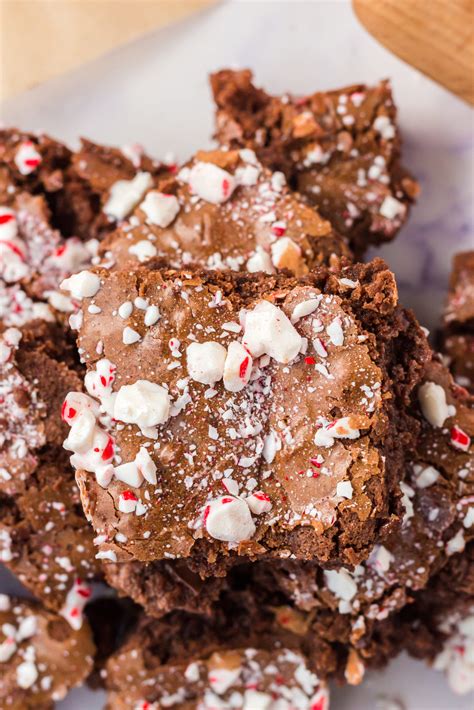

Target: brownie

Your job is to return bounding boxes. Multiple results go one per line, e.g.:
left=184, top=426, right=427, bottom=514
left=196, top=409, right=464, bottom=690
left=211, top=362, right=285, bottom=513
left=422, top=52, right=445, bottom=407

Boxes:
left=0, top=594, right=95, bottom=709
left=99, top=148, right=351, bottom=275
left=441, top=251, right=474, bottom=392
left=0, top=129, right=169, bottom=243
left=210, top=69, right=419, bottom=256
left=96, top=356, right=473, bottom=691
left=60, top=258, right=429, bottom=577
left=0, top=320, right=100, bottom=622
left=103, top=591, right=330, bottom=710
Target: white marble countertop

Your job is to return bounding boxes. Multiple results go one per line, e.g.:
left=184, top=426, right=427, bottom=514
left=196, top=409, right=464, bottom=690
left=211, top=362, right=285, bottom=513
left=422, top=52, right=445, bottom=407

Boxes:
left=1, top=1, right=473, bottom=708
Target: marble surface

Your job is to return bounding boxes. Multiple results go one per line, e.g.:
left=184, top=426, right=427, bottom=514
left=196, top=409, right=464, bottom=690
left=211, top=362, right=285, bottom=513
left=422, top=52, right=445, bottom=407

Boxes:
left=1, top=1, right=473, bottom=708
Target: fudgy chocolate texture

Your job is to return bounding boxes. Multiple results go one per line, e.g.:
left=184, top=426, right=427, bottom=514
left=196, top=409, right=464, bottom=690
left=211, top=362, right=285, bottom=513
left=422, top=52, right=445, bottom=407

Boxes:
left=441, top=251, right=474, bottom=392
left=103, top=591, right=330, bottom=710
left=0, top=321, right=100, bottom=619
left=210, top=70, right=419, bottom=256
left=100, top=148, right=351, bottom=275
left=103, top=558, right=227, bottom=619
left=64, top=259, right=430, bottom=572
left=0, top=595, right=95, bottom=709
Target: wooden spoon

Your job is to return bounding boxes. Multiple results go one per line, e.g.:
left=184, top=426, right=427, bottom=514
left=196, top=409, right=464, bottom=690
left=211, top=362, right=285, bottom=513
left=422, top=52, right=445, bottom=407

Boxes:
left=353, top=0, right=474, bottom=105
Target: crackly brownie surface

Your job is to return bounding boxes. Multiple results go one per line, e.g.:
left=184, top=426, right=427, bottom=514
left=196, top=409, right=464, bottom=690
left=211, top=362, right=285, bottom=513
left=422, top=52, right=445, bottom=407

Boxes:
left=442, top=251, right=474, bottom=392
left=0, top=129, right=169, bottom=243
left=60, top=259, right=429, bottom=573
left=99, top=357, right=473, bottom=690
left=99, top=148, right=351, bottom=276
left=104, top=593, right=330, bottom=710
left=0, top=595, right=95, bottom=709
left=210, top=70, right=419, bottom=255
left=0, top=321, right=100, bottom=622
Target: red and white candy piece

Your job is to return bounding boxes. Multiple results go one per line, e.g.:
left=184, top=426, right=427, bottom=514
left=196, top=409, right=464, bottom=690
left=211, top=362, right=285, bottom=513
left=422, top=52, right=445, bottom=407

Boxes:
left=84, top=358, right=117, bottom=401
left=223, top=341, right=253, bottom=393
left=61, top=270, right=101, bottom=299
left=186, top=341, right=227, bottom=385
left=208, top=666, right=242, bottom=695
left=242, top=300, right=302, bottom=364
left=47, top=238, right=91, bottom=273
left=118, top=490, right=138, bottom=513
left=246, top=491, right=272, bottom=515
left=114, top=379, right=171, bottom=428
left=68, top=428, right=114, bottom=472
left=450, top=425, right=471, bottom=452
left=314, top=417, right=361, bottom=447
left=418, top=381, right=456, bottom=427
left=204, top=495, right=256, bottom=543
left=0, top=238, right=29, bottom=283
left=60, top=578, right=92, bottom=630
left=0, top=207, right=18, bottom=241
left=187, top=161, right=236, bottom=204
left=103, top=171, right=153, bottom=221
left=61, top=392, right=93, bottom=424
left=14, top=141, right=42, bottom=175
left=140, top=190, right=180, bottom=227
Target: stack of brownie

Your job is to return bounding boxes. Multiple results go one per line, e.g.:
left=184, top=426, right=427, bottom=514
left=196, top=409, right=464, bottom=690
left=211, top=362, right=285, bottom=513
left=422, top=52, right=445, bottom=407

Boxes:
left=0, top=70, right=472, bottom=709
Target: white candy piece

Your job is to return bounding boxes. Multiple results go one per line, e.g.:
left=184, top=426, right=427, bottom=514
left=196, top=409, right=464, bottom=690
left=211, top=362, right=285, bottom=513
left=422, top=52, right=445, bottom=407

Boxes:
left=103, top=172, right=153, bottom=220
left=326, top=317, right=344, bottom=346
left=61, top=270, right=101, bottom=299
left=314, top=417, right=361, bottom=447
left=186, top=341, right=227, bottom=385
left=414, top=464, right=440, bottom=488
left=324, top=569, right=357, bottom=602
left=122, top=326, right=141, bottom=345
left=128, top=240, right=158, bottom=263
left=246, top=492, right=272, bottom=515
left=246, top=247, right=274, bottom=274
left=242, top=300, right=302, bottom=364
left=418, top=381, right=456, bottom=427
left=135, top=446, right=157, bottom=485
left=291, top=298, right=321, bottom=324
left=187, top=161, right=236, bottom=204
left=373, top=115, right=396, bottom=140
left=16, top=660, right=38, bottom=689
left=368, top=544, right=394, bottom=574
left=223, top=341, right=252, bottom=392
left=205, top=495, right=256, bottom=542
left=379, top=195, right=406, bottom=220
left=336, top=480, right=353, bottom=499
left=0, top=207, right=18, bottom=241
left=114, top=462, right=144, bottom=488
left=114, top=380, right=171, bottom=428
left=242, top=690, right=272, bottom=710
left=140, top=190, right=180, bottom=227
left=144, top=305, right=160, bottom=326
